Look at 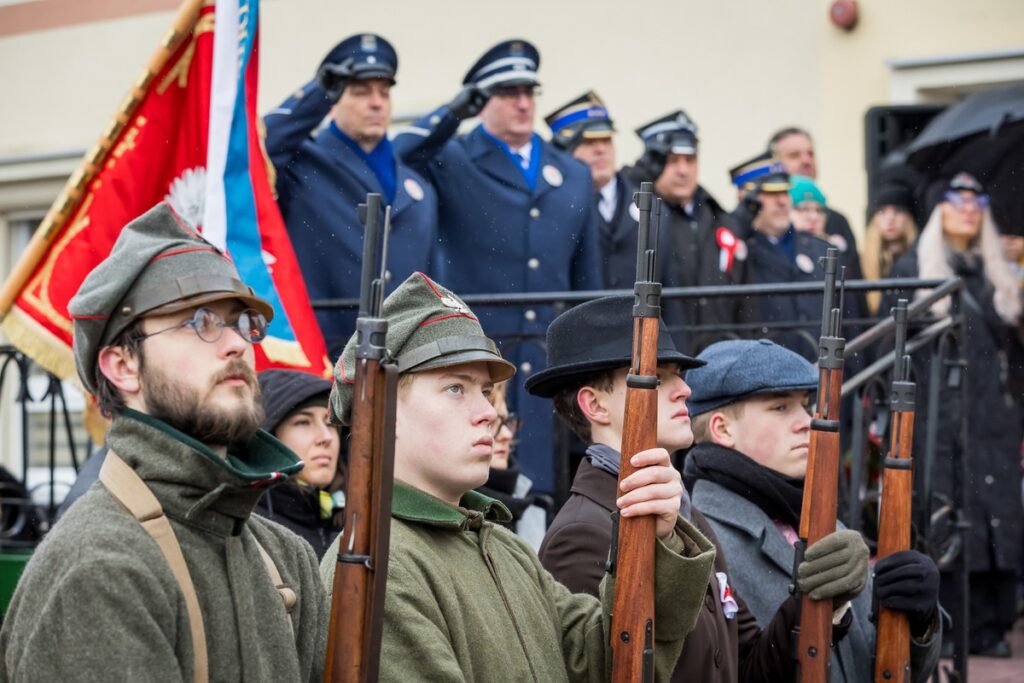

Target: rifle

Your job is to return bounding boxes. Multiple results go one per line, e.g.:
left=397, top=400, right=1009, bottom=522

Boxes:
left=794, top=248, right=846, bottom=682
left=609, top=181, right=661, bottom=683
left=324, top=193, right=399, bottom=683
left=874, top=299, right=915, bottom=683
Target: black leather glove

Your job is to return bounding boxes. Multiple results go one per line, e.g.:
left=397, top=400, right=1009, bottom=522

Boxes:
left=874, top=549, right=939, bottom=637
left=447, top=84, right=490, bottom=120
left=731, top=192, right=762, bottom=236
left=316, top=61, right=351, bottom=102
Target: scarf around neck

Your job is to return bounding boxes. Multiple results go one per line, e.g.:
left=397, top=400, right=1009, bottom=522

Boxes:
left=683, top=442, right=805, bottom=529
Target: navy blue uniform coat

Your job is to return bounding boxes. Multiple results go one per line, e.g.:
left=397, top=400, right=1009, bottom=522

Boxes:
left=394, top=106, right=602, bottom=492
left=265, top=82, right=438, bottom=355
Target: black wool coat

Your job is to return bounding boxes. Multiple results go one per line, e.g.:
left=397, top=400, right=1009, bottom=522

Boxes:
left=885, top=249, right=1024, bottom=573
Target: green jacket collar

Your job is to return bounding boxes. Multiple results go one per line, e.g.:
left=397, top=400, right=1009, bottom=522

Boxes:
left=391, top=481, right=512, bottom=530
left=106, top=409, right=304, bottom=536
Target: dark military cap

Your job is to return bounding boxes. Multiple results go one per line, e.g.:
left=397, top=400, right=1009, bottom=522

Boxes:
left=686, top=339, right=818, bottom=418
left=544, top=91, right=615, bottom=151
left=524, top=295, right=704, bottom=399
left=463, top=39, right=540, bottom=91
left=259, top=369, right=333, bottom=434
left=635, top=110, right=699, bottom=156
left=729, top=150, right=789, bottom=193
left=319, top=33, right=398, bottom=85
left=68, top=202, right=273, bottom=395
left=331, top=272, right=516, bottom=425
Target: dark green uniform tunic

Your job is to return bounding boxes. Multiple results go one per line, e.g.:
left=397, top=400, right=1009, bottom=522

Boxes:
left=1, top=411, right=328, bottom=682
left=322, top=481, right=716, bottom=682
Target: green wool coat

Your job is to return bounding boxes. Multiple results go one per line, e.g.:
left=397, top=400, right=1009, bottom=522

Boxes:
left=321, top=481, right=717, bottom=682
left=0, top=410, right=328, bottom=682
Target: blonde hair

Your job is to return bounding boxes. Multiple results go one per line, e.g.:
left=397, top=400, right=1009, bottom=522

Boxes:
left=915, top=204, right=1022, bottom=324
left=862, top=209, right=918, bottom=314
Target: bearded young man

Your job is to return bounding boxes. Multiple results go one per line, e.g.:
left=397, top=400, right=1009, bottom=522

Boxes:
left=1, top=204, right=327, bottom=681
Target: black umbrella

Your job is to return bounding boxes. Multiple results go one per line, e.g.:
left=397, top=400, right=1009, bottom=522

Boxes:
left=906, top=84, right=1024, bottom=232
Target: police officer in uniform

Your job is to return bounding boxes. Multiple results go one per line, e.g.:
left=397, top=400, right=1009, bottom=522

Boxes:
left=730, top=153, right=833, bottom=360
left=393, top=39, right=602, bottom=493
left=622, top=111, right=750, bottom=352
left=543, top=92, right=665, bottom=289
left=264, top=34, right=437, bottom=357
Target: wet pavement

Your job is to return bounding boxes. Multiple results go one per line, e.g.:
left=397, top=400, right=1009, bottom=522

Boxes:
left=936, top=618, right=1024, bottom=682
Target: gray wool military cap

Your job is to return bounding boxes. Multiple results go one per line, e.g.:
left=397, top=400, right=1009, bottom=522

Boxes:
left=330, top=272, right=515, bottom=425
left=68, top=202, right=273, bottom=395
left=686, top=339, right=818, bottom=418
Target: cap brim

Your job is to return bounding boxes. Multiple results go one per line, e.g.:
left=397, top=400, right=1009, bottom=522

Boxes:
left=581, top=127, right=615, bottom=139
left=408, top=349, right=516, bottom=383
left=525, top=351, right=705, bottom=399
left=350, top=66, right=396, bottom=83
left=688, top=382, right=818, bottom=418
left=669, top=143, right=697, bottom=155
left=146, top=290, right=275, bottom=323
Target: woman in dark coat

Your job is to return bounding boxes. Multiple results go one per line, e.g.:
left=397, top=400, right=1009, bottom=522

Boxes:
left=885, top=172, right=1023, bottom=656
left=255, top=370, right=344, bottom=558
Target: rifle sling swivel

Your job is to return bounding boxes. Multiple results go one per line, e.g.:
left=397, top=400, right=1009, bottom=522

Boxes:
left=338, top=551, right=375, bottom=570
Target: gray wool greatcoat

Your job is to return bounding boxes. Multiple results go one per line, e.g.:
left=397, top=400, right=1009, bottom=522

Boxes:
left=692, top=478, right=941, bottom=683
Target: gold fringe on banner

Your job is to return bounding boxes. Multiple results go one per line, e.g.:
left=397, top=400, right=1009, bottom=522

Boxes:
left=1, top=307, right=76, bottom=381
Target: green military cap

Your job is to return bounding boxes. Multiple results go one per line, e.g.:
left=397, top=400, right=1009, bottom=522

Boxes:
left=68, top=202, right=273, bottom=395
left=330, top=272, right=516, bottom=425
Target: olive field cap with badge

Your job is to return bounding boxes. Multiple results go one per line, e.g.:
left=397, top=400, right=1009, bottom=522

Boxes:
left=729, top=151, right=790, bottom=193
left=685, top=338, right=818, bottom=418
left=462, top=38, right=540, bottom=91
left=330, top=272, right=516, bottom=425
left=524, top=295, right=704, bottom=399
left=68, top=202, right=273, bottom=395
left=544, top=91, right=615, bottom=152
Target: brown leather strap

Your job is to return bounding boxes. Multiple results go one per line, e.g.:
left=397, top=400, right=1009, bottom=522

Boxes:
left=100, top=452, right=209, bottom=683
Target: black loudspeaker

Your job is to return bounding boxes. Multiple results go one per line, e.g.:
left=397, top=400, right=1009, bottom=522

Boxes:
left=863, top=104, right=945, bottom=209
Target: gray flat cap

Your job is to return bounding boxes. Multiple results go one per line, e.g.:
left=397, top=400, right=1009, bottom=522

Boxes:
left=686, top=339, right=818, bottom=417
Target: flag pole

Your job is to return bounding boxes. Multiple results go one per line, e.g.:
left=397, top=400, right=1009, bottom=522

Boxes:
left=0, top=0, right=205, bottom=319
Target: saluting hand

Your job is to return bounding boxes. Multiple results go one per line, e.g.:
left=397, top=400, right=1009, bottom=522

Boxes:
left=616, top=447, right=683, bottom=541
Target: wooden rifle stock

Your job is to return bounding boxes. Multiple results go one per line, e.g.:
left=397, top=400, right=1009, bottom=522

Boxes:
left=874, top=299, right=915, bottom=683
left=324, top=194, right=399, bottom=683
left=610, top=182, right=660, bottom=683
left=797, top=249, right=846, bottom=682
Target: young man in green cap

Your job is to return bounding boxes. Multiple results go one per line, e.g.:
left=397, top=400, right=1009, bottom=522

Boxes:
left=529, top=295, right=873, bottom=682
left=684, top=338, right=942, bottom=683
left=322, top=272, right=716, bottom=681
left=1, top=203, right=327, bottom=681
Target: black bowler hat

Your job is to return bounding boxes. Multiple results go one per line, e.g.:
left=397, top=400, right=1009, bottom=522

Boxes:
left=319, top=33, right=398, bottom=84
left=525, top=296, right=704, bottom=399
left=463, top=39, right=540, bottom=90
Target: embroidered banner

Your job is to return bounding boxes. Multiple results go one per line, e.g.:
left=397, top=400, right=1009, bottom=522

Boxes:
left=0, top=0, right=330, bottom=384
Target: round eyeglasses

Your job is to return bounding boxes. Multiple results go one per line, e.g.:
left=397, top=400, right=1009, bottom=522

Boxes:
left=138, top=307, right=268, bottom=345
left=491, top=413, right=522, bottom=437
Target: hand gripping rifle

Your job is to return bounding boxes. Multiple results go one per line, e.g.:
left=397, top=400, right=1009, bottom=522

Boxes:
left=609, top=181, right=661, bottom=683
left=324, top=193, right=399, bottom=683
left=873, top=299, right=915, bottom=683
left=795, top=248, right=846, bottom=682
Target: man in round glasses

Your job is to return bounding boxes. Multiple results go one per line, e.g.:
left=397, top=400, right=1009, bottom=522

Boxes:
left=1, top=203, right=327, bottom=680
left=393, top=38, right=602, bottom=502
